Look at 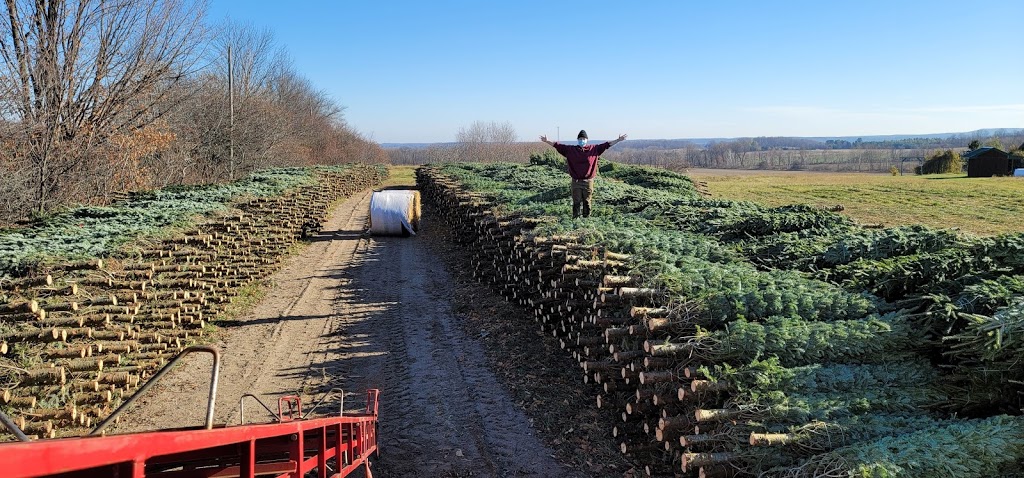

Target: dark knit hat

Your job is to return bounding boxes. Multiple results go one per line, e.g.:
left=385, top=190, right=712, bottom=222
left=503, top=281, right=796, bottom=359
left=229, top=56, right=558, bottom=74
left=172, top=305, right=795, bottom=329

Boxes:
left=577, top=130, right=588, bottom=139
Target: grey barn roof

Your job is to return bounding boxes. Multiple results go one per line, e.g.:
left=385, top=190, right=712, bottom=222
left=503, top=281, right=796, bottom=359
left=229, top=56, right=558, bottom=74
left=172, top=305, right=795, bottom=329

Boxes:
left=963, top=147, right=1006, bottom=160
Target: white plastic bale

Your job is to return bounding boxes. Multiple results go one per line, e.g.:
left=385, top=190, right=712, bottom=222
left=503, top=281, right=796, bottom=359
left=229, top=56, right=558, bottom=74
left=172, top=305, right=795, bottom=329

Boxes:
left=369, top=190, right=421, bottom=236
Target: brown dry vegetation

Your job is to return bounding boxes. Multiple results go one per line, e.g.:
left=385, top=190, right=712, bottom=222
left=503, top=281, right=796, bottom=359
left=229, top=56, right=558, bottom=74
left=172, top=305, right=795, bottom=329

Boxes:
left=0, top=1, right=387, bottom=225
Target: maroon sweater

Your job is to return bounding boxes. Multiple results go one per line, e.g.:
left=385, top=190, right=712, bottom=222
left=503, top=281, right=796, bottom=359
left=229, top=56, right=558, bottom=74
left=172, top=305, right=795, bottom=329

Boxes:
left=553, top=142, right=612, bottom=180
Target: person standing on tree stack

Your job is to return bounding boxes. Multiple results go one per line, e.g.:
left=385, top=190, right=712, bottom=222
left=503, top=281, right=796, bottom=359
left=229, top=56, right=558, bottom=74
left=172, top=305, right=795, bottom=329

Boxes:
left=540, top=130, right=627, bottom=218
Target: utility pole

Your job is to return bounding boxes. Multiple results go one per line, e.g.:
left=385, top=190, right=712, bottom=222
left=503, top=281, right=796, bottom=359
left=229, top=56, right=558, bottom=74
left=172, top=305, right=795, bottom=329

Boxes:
left=228, top=44, right=235, bottom=180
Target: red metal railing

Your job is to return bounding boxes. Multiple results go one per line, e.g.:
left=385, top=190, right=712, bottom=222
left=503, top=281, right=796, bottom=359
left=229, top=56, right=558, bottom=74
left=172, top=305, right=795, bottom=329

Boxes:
left=0, top=390, right=380, bottom=478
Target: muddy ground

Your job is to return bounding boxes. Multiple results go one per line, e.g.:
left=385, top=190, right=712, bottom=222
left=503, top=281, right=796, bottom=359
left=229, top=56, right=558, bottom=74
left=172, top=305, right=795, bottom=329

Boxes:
left=112, top=183, right=633, bottom=477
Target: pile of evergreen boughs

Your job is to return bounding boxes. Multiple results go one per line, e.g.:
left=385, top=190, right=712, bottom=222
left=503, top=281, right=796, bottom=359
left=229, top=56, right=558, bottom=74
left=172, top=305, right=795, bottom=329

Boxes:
left=427, top=156, right=1024, bottom=476
left=0, top=165, right=372, bottom=279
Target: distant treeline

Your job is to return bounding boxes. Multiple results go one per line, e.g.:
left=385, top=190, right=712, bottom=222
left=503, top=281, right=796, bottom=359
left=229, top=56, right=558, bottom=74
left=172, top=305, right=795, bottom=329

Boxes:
left=605, top=132, right=1024, bottom=173
left=617, top=130, right=1024, bottom=152
left=387, top=143, right=547, bottom=165
left=605, top=147, right=934, bottom=173
left=388, top=131, right=1024, bottom=174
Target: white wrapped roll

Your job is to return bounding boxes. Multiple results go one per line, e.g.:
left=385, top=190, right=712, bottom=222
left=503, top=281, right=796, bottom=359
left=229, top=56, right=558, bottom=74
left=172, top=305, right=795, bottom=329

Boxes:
left=369, top=190, right=421, bottom=236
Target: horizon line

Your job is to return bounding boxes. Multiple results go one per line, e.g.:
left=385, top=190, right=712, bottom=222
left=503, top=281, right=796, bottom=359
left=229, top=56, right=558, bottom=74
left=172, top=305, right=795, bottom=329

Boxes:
left=378, top=127, right=1024, bottom=146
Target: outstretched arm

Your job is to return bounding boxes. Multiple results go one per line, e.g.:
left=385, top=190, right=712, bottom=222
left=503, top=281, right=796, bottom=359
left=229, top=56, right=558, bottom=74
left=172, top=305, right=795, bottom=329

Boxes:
left=609, top=134, right=628, bottom=146
left=539, top=135, right=556, bottom=147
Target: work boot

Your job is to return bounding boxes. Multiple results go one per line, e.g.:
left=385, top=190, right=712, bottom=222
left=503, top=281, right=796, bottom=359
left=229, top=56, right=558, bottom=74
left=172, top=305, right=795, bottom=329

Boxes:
left=572, top=204, right=581, bottom=219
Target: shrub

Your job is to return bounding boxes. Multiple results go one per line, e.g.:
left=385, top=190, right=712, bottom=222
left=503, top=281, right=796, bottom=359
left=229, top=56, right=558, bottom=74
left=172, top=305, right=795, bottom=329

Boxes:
left=919, top=150, right=962, bottom=175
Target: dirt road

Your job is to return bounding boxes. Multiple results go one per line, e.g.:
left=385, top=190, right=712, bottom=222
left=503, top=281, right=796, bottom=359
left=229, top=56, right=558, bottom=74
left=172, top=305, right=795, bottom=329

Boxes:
left=113, top=187, right=582, bottom=477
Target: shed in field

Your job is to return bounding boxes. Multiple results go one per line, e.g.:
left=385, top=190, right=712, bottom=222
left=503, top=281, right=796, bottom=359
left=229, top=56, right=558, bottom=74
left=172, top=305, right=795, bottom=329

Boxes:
left=964, top=147, right=1011, bottom=177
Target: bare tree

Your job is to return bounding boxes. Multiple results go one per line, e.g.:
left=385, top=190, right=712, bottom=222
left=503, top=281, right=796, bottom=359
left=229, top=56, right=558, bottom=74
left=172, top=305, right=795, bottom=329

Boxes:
left=456, top=120, right=519, bottom=162
left=0, top=2, right=388, bottom=223
left=0, top=118, right=33, bottom=219
left=191, top=22, right=327, bottom=177
left=0, top=0, right=207, bottom=211
left=158, top=19, right=389, bottom=184
left=211, top=20, right=287, bottom=97
left=456, top=120, right=518, bottom=143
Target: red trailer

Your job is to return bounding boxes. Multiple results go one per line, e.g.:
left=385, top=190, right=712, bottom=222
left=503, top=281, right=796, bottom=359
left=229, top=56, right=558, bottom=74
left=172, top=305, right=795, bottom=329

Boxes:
left=0, top=347, right=380, bottom=478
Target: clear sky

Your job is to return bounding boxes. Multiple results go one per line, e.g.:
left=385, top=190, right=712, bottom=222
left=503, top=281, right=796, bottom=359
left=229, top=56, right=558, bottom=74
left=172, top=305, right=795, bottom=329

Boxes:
left=208, top=1, right=1024, bottom=143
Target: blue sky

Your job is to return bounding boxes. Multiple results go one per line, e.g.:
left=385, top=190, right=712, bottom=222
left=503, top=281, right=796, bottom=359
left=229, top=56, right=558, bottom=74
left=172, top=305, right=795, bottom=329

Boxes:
left=208, top=1, right=1024, bottom=143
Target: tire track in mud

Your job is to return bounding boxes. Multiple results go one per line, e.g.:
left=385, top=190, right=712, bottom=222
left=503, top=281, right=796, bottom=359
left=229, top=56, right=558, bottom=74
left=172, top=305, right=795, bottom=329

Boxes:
left=323, top=212, right=580, bottom=477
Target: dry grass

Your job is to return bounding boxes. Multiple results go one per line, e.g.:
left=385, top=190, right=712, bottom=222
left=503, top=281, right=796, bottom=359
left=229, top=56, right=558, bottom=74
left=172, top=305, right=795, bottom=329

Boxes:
left=686, top=169, right=1024, bottom=236
left=384, top=165, right=418, bottom=187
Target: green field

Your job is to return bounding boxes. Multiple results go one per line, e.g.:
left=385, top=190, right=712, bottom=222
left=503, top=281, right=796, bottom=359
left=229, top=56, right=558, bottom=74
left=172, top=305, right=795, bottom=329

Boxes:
left=687, top=169, right=1024, bottom=236
left=385, top=165, right=418, bottom=186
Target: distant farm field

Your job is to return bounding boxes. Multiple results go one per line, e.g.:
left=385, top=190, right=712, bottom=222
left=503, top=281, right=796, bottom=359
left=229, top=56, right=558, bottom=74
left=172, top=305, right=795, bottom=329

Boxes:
left=686, top=169, right=1024, bottom=236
